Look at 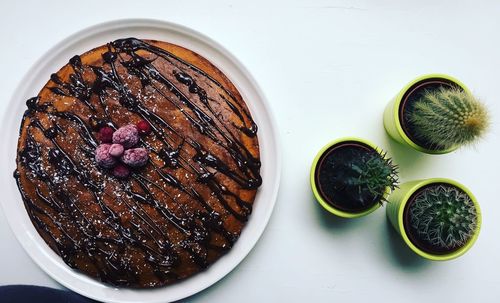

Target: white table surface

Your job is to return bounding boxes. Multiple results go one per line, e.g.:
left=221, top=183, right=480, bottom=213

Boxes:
left=1, top=0, right=499, bottom=302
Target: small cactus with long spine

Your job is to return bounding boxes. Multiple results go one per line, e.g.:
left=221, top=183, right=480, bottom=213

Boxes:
left=409, top=185, right=478, bottom=250
left=409, top=87, right=489, bottom=150
left=331, top=150, right=399, bottom=206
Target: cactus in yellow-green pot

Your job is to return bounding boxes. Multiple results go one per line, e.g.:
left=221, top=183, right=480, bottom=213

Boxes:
left=409, top=87, right=489, bottom=150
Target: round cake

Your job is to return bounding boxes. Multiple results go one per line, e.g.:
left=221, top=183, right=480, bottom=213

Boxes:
left=14, top=38, right=261, bottom=288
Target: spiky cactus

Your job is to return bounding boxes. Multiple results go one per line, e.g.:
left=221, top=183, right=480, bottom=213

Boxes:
left=329, top=150, right=399, bottom=207
left=409, top=87, right=489, bottom=150
left=409, top=185, right=478, bottom=251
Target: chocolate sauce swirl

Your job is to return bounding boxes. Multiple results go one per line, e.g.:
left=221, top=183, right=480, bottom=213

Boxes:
left=14, top=38, right=261, bottom=288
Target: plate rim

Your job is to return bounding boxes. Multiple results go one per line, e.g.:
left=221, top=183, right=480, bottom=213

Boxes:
left=0, top=18, right=281, bottom=303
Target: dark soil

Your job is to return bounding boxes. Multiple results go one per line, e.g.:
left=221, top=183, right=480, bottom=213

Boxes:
left=315, top=141, right=382, bottom=213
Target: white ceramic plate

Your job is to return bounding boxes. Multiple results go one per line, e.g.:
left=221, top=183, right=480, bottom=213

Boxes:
left=0, top=19, right=280, bottom=303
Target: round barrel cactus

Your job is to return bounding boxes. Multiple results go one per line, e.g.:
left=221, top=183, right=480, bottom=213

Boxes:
left=409, top=184, right=478, bottom=251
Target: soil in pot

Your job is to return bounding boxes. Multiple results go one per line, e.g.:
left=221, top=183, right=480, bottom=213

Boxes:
left=314, top=141, right=383, bottom=213
left=403, top=183, right=478, bottom=255
left=399, top=78, right=462, bottom=151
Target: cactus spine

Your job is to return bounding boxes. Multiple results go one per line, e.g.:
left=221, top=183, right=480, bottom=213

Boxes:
left=409, top=87, right=489, bottom=150
left=409, top=185, right=477, bottom=250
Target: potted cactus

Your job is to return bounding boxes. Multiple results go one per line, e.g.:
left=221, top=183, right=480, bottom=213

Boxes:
left=383, top=74, right=489, bottom=154
left=386, top=178, right=481, bottom=260
left=310, top=137, right=399, bottom=218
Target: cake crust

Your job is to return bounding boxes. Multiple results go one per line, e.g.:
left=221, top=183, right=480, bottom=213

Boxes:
left=15, top=38, right=261, bottom=288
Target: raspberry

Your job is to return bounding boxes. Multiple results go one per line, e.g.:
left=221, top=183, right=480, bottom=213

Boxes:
left=112, top=164, right=130, bottom=179
left=95, top=144, right=117, bottom=168
left=112, top=125, right=139, bottom=148
left=121, top=148, right=149, bottom=167
left=108, top=143, right=124, bottom=157
left=97, top=126, right=114, bottom=143
left=136, top=120, right=152, bottom=135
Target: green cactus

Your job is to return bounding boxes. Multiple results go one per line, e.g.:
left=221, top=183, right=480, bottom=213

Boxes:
left=409, top=185, right=478, bottom=251
left=329, top=150, right=399, bottom=207
left=409, top=87, right=489, bottom=150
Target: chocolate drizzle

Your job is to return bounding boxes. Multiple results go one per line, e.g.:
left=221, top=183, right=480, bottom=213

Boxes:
left=14, top=38, right=261, bottom=287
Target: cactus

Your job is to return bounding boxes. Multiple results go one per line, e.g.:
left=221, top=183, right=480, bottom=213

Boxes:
left=409, top=185, right=477, bottom=250
left=409, top=87, right=489, bottom=150
left=329, top=150, right=399, bottom=207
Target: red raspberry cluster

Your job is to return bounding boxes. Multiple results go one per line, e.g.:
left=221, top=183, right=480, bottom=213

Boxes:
left=95, top=120, right=152, bottom=178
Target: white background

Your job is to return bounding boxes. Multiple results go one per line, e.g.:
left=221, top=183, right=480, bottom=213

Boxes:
left=1, top=0, right=499, bottom=302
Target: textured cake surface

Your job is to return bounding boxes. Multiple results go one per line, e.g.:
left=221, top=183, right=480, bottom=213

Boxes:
left=14, top=38, right=261, bottom=288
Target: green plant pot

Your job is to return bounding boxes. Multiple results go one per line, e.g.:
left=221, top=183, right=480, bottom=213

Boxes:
left=383, top=74, right=471, bottom=154
left=386, top=178, right=481, bottom=261
left=310, top=137, right=391, bottom=218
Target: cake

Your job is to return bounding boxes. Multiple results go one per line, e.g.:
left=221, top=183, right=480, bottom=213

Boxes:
left=14, top=38, right=261, bottom=288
